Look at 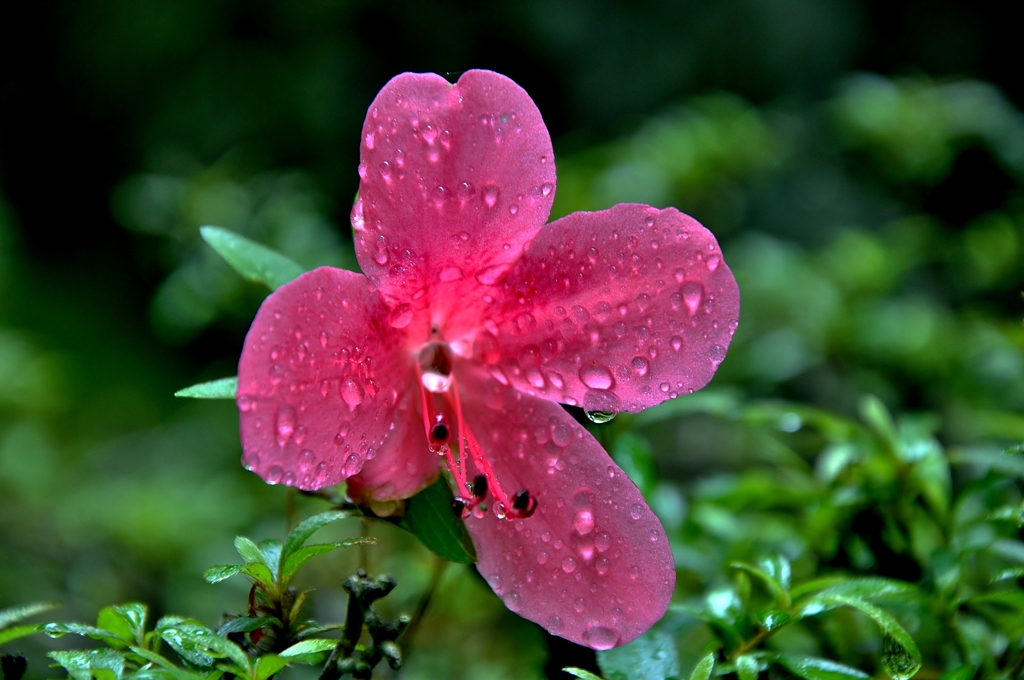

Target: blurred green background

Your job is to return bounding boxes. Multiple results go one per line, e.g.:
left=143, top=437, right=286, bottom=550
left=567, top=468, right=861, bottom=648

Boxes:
left=2, top=1, right=1024, bottom=678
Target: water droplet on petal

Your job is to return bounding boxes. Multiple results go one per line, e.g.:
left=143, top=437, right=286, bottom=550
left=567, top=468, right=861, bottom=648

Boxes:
left=551, top=423, right=572, bottom=447
left=561, top=556, right=577, bottom=573
left=706, top=254, right=721, bottom=271
left=574, top=510, right=595, bottom=535
left=340, top=378, right=364, bottom=410
left=378, top=160, right=392, bottom=180
left=431, top=185, right=450, bottom=206
left=364, top=131, right=375, bottom=149
left=583, top=623, right=620, bottom=650
left=275, top=406, right=296, bottom=446
left=438, top=265, right=464, bottom=282
left=629, top=504, right=643, bottom=520
left=670, top=336, right=683, bottom=351
left=541, top=182, right=553, bottom=196
left=681, top=280, right=703, bottom=316
left=265, top=465, right=284, bottom=484
left=579, top=364, right=614, bottom=390
left=631, top=357, right=649, bottom=376
left=509, top=203, right=519, bottom=215
left=388, top=303, right=413, bottom=328
left=482, top=184, right=500, bottom=208
left=573, top=598, right=586, bottom=613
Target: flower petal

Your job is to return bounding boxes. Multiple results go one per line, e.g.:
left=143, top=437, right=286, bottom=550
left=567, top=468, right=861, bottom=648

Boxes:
left=236, top=267, right=412, bottom=490
left=354, top=70, right=556, bottom=316
left=457, top=367, right=675, bottom=649
left=491, top=204, right=739, bottom=413
left=344, top=393, right=441, bottom=503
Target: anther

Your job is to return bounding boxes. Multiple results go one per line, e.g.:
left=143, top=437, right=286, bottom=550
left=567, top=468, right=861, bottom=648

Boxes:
left=429, top=418, right=450, bottom=450
left=471, top=474, right=488, bottom=499
left=510, top=488, right=538, bottom=518
left=451, top=497, right=470, bottom=519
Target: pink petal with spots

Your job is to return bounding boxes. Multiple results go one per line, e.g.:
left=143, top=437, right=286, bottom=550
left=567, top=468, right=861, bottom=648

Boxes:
left=456, top=367, right=675, bottom=649
left=344, top=390, right=441, bottom=503
left=236, top=267, right=410, bottom=490
left=354, top=70, right=556, bottom=320
left=489, top=204, right=739, bottom=413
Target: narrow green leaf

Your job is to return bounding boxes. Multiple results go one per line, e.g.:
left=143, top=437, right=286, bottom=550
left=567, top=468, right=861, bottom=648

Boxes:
left=563, top=669, right=604, bottom=680
left=938, top=667, right=976, bottom=680
left=280, top=539, right=375, bottom=583
left=0, top=602, right=58, bottom=629
left=398, top=478, right=476, bottom=564
left=791, top=576, right=914, bottom=601
left=731, top=562, right=789, bottom=608
left=757, top=609, right=791, bottom=631
left=799, top=594, right=921, bottom=678
left=254, top=654, right=290, bottom=680
left=773, top=654, right=869, bottom=680
left=156, top=617, right=249, bottom=671
left=279, top=639, right=339, bottom=657
left=43, top=622, right=126, bottom=645
left=0, top=624, right=43, bottom=646
left=597, top=628, right=679, bottom=680
left=127, top=645, right=176, bottom=670
left=134, top=669, right=209, bottom=680
left=688, top=653, right=715, bottom=680
left=216, top=617, right=276, bottom=636
left=258, top=540, right=283, bottom=579
left=97, top=604, right=147, bottom=647
left=234, top=537, right=264, bottom=565
left=200, top=226, right=304, bottom=290
left=204, top=565, right=245, bottom=584
left=174, top=377, right=237, bottom=399
left=281, top=511, right=357, bottom=568
left=49, top=649, right=125, bottom=680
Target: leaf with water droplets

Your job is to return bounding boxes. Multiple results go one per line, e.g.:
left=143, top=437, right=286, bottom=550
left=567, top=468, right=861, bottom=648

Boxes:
left=200, top=226, right=305, bottom=291
left=48, top=649, right=125, bottom=680
left=881, top=633, right=922, bottom=679
left=0, top=602, right=57, bottom=630
left=735, top=655, right=762, bottom=680
left=280, top=510, right=358, bottom=571
left=687, top=653, right=715, bottom=680
left=203, top=564, right=245, bottom=584
left=97, top=603, right=147, bottom=647
left=773, top=653, right=869, bottom=680
left=0, top=624, right=45, bottom=647
left=233, top=536, right=264, bottom=565
left=731, top=560, right=790, bottom=609
left=174, top=376, right=237, bottom=399
left=280, top=539, right=376, bottom=583
left=597, top=628, right=679, bottom=680
left=397, top=477, right=476, bottom=564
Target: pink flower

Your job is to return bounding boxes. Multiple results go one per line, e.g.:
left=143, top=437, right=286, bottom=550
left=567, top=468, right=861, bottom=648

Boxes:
left=236, top=70, right=739, bottom=649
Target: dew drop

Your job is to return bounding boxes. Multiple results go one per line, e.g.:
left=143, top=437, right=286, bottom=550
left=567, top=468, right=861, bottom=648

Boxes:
left=509, top=203, right=519, bottom=215
left=388, top=303, right=413, bottom=328
left=671, top=336, right=683, bottom=351
left=475, top=264, right=506, bottom=285
left=364, top=131, right=375, bottom=149
left=596, top=556, right=610, bottom=575
left=357, top=162, right=367, bottom=179
left=583, top=623, right=620, bottom=650
left=681, top=280, right=703, bottom=316
left=573, top=598, right=586, bottom=613
left=378, top=160, right=392, bottom=180
left=541, top=182, right=554, bottom=196
left=706, top=254, right=721, bottom=271
left=265, top=465, right=284, bottom=484
left=573, top=510, right=595, bottom=535
left=435, top=265, right=462, bottom=282
left=275, top=406, right=296, bottom=447
left=537, top=550, right=549, bottom=565
left=457, top=181, right=474, bottom=200
left=482, top=184, right=500, bottom=208
left=631, top=356, right=649, bottom=377
left=431, top=185, right=449, bottom=206
left=340, top=378, right=365, bottom=410
left=394, top=148, right=405, bottom=167
left=660, top=382, right=670, bottom=393
left=551, top=423, right=572, bottom=447
left=561, top=556, right=577, bottom=574
left=629, top=504, right=643, bottom=520
left=525, top=367, right=546, bottom=389
left=578, top=364, right=614, bottom=390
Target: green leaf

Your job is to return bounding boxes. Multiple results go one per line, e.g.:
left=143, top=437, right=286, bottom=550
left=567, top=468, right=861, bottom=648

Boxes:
left=133, top=668, right=209, bottom=680
left=757, top=609, right=791, bottom=631
left=204, top=565, right=245, bottom=584
left=216, top=617, right=276, bottom=636
left=279, top=639, right=339, bottom=657
left=253, top=654, right=290, bottom=680
left=281, top=511, right=357, bottom=568
left=688, top=653, right=715, bottom=680
left=156, top=617, right=250, bottom=672
left=43, top=622, right=126, bottom=646
left=791, top=576, right=914, bottom=601
left=731, top=561, right=789, bottom=608
left=127, top=645, right=176, bottom=670
left=242, top=563, right=276, bottom=589
left=174, top=377, right=237, bottom=399
left=735, top=655, right=761, bottom=680
left=97, top=604, right=147, bottom=647
left=597, top=628, right=679, bottom=680
left=0, top=624, right=44, bottom=646
left=773, top=654, right=869, bottom=679
left=258, top=540, right=283, bottom=577
left=234, top=537, right=264, bottom=565
left=0, top=602, right=58, bottom=629
left=798, top=595, right=921, bottom=678
left=563, top=669, right=604, bottom=680
left=280, top=539, right=375, bottom=583
left=397, top=478, right=476, bottom=564
left=200, top=226, right=305, bottom=291
left=938, top=667, right=976, bottom=680
left=610, top=432, right=658, bottom=497
left=49, top=649, right=125, bottom=680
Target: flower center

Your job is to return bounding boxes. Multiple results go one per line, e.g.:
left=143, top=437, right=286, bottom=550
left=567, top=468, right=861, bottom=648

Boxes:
left=415, top=340, right=537, bottom=522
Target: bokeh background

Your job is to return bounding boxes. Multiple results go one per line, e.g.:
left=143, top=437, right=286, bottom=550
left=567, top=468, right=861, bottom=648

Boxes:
left=3, top=1, right=1024, bottom=678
